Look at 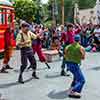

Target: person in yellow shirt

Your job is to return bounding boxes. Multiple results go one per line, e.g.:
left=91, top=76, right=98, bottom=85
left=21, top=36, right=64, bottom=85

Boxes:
left=16, top=22, right=40, bottom=84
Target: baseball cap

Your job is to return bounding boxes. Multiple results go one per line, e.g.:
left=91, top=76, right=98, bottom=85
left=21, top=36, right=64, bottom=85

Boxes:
left=20, top=21, right=30, bottom=27
left=74, top=35, right=81, bottom=42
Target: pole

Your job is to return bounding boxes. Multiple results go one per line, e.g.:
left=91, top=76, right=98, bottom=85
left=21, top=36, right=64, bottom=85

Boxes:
left=51, top=0, right=56, bottom=26
left=61, top=0, right=64, bottom=25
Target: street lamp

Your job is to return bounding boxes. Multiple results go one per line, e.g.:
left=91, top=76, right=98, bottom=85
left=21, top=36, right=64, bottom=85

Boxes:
left=61, top=0, right=64, bottom=25
left=51, top=0, right=55, bottom=26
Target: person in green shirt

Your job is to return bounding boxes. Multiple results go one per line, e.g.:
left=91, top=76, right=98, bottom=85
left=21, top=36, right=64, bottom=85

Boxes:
left=64, top=35, right=85, bottom=98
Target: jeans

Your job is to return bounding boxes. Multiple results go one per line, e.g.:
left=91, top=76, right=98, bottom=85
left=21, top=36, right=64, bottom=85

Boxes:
left=66, top=62, right=85, bottom=93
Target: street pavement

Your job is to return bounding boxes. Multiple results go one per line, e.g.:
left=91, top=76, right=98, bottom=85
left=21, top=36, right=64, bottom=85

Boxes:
left=0, top=50, right=100, bottom=100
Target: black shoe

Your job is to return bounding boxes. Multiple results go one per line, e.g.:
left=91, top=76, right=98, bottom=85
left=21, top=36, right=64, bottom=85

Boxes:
left=6, top=65, right=13, bottom=69
left=58, top=51, right=63, bottom=57
left=32, top=72, right=39, bottom=79
left=18, top=75, right=24, bottom=84
left=45, top=63, right=51, bottom=69
left=0, top=68, right=8, bottom=73
left=61, top=70, right=66, bottom=76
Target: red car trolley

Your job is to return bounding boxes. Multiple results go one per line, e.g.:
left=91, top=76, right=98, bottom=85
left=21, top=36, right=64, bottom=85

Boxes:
left=0, top=0, right=15, bottom=59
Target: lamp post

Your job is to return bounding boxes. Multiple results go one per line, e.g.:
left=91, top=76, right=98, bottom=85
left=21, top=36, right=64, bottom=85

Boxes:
left=61, top=0, right=64, bottom=25
left=51, top=0, right=56, bottom=26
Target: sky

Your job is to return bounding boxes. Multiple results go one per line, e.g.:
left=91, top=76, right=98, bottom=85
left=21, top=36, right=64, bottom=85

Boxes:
left=41, top=0, right=48, bottom=4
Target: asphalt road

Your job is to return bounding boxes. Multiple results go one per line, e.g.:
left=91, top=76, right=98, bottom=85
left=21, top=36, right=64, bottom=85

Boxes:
left=0, top=51, right=100, bottom=100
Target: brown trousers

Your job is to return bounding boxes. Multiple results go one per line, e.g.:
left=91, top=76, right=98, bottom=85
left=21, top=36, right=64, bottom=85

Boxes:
left=3, top=47, right=14, bottom=64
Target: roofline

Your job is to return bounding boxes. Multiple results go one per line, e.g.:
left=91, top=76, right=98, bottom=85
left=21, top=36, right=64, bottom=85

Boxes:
left=0, top=0, right=13, bottom=6
left=0, top=5, right=14, bottom=10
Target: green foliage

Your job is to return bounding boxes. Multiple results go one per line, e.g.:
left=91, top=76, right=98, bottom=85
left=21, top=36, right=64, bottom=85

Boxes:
left=44, top=20, right=52, bottom=28
left=14, top=0, right=38, bottom=22
left=46, top=0, right=97, bottom=24
left=78, top=0, right=96, bottom=9
left=14, top=0, right=97, bottom=24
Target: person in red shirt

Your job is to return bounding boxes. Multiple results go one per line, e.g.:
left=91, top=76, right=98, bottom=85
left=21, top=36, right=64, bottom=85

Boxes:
left=60, top=24, right=81, bottom=76
left=0, top=25, right=15, bottom=73
left=66, top=24, right=81, bottom=44
left=60, top=23, right=81, bottom=46
left=28, top=25, right=50, bottom=69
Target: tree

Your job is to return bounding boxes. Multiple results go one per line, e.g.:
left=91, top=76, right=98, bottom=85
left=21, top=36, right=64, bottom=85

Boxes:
left=33, top=0, right=43, bottom=24
left=78, top=0, right=96, bottom=9
left=46, top=0, right=97, bottom=24
left=14, top=0, right=38, bottom=22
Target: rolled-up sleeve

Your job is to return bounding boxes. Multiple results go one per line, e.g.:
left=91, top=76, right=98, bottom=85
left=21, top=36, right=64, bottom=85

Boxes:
left=29, top=31, right=37, bottom=39
left=75, top=28, right=81, bottom=34
left=16, top=33, right=21, bottom=46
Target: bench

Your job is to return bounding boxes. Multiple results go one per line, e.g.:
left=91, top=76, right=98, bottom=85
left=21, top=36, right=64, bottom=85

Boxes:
left=43, top=50, right=59, bottom=62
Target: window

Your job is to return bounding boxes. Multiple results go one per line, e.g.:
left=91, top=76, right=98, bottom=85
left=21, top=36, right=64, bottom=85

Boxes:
left=0, top=8, right=5, bottom=25
left=7, top=10, right=12, bottom=24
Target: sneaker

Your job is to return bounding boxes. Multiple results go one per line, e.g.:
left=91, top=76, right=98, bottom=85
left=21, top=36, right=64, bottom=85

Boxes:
left=92, top=47, right=96, bottom=52
left=32, top=72, right=39, bottom=79
left=5, top=65, right=13, bottom=69
left=67, top=87, right=73, bottom=95
left=0, top=68, right=8, bottom=73
left=68, top=91, right=81, bottom=98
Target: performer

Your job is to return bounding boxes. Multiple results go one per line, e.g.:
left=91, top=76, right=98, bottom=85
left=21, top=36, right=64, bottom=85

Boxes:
left=60, top=24, right=81, bottom=76
left=28, top=25, right=50, bottom=70
left=0, top=25, right=15, bottom=73
left=60, top=25, right=69, bottom=76
left=16, top=22, right=40, bottom=84
left=64, top=35, right=85, bottom=98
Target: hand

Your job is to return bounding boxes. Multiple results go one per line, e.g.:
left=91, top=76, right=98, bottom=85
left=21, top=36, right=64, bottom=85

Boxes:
left=37, top=34, right=43, bottom=39
left=18, top=42, right=25, bottom=46
left=20, top=41, right=30, bottom=46
left=24, top=40, right=30, bottom=44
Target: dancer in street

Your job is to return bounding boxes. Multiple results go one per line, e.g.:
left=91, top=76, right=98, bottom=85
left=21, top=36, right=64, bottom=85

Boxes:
left=60, top=23, right=81, bottom=76
left=16, top=22, right=40, bottom=84
left=64, top=35, right=85, bottom=98
left=28, top=25, right=51, bottom=70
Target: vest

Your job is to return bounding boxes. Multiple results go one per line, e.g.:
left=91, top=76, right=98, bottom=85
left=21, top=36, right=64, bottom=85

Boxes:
left=65, top=43, right=82, bottom=64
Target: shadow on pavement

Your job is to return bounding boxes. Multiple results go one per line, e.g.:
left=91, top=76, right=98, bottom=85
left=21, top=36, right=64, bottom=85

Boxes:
left=89, top=66, right=100, bottom=71
left=13, top=67, right=48, bottom=73
left=0, top=77, right=33, bottom=89
left=0, top=93, right=7, bottom=100
left=45, top=72, right=70, bottom=79
left=48, top=90, right=68, bottom=99
left=45, top=74, right=61, bottom=79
